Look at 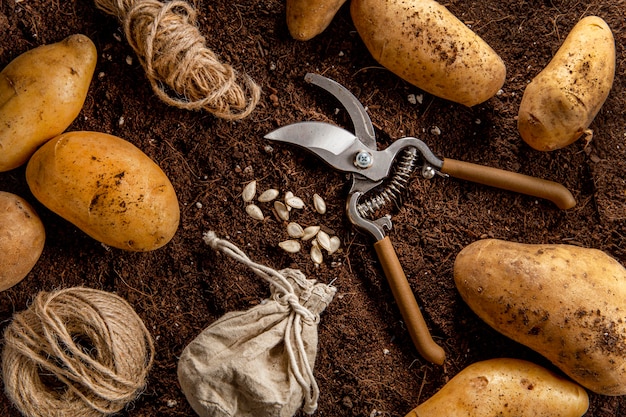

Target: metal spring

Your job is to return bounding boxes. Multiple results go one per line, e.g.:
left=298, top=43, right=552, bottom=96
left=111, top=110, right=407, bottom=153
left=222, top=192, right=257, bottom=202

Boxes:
left=357, top=147, right=420, bottom=218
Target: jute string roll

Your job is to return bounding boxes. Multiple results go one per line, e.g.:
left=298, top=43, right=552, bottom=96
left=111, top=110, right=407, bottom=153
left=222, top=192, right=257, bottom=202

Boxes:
left=94, top=0, right=261, bottom=120
left=2, top=287, right=155, bottom=417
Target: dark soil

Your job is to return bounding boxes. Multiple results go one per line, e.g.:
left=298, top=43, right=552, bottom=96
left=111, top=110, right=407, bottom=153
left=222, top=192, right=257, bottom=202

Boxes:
left=1, top=0, right=625, bottom=416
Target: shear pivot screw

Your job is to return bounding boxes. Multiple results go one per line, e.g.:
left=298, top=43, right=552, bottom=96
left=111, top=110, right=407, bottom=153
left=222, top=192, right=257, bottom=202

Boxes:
left=422, top=165, right=436, bottom=179
left=354, top=150, right=373, bottom=169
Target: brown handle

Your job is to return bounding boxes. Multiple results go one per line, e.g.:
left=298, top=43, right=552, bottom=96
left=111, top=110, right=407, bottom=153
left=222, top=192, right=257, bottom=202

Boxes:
left=374, top=236, right=446, bottom=365
left=441, top=158, right=576, bottom=210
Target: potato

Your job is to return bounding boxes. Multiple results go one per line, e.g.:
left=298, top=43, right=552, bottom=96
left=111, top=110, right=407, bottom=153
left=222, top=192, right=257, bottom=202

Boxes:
left=454, top=239, right=626, bottom=395
left=518, top=16, right=615, bottom=151
left=350, top=0, right=506, bottom=107
left=0, top=34, right=97, bottom=172
left=406, top=358, right=588, bottom=417
left=286, top=0, right=348, bottom=41
left=0, top=191, right=45, bottom=292
left=26, top=131, right=180, bottom=252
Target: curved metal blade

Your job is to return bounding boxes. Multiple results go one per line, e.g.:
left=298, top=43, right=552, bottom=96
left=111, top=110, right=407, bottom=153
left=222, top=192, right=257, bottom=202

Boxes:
left=305, top=73, right=377, bottom=150
left=265, top=121, right=367, bottom=174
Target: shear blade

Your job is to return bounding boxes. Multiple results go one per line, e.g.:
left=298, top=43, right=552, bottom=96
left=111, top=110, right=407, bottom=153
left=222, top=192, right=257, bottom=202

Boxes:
left=265, top=121, right=378, bottom=176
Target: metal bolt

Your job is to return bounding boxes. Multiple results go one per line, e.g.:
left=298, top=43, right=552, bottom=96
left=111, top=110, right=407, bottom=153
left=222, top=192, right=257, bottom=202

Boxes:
left=354, top=150, right=373, bottom=169
left=422, top=165, right=436, bottom=179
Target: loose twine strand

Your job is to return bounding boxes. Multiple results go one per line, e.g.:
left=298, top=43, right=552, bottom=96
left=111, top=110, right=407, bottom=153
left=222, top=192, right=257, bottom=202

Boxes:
left=203, top=231, right=321, bottom=414
left=94, top=0, right=261, bottom=120
left=2, top=287, right=155, bottom=417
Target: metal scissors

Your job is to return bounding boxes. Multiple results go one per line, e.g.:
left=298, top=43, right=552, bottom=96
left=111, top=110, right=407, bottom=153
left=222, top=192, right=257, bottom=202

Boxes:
left=265, top=73, right=575, bottom=365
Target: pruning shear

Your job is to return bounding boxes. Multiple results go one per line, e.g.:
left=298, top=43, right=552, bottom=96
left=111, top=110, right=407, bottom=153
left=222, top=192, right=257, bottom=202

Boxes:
left=265, top=73, right=575, bottom=365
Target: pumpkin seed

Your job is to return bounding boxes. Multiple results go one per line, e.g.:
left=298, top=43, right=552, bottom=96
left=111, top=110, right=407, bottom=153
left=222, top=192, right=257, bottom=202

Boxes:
left=258, top=188, right=279, bottom=202
left=286, top=195, right=305, bottom=209
left=311, top=245, right=323, bottom=264
left=302, top=226, right=320, bottom=240
left=274, top=201, right=290, bottom=221
left=245, top=203, right=264, bottom=220
left=287, top=222, right=305, bottom=238
left=328, top=236, right=341, bottom=254
left=284, top=191, right=294, bottom=211
left=313, top=193, right=326, bottom=214
left=316, top=230, right=332, bottom=252
left=242, top=181, right=256, bottom=202
left=279, top=240, right=301, bottom=253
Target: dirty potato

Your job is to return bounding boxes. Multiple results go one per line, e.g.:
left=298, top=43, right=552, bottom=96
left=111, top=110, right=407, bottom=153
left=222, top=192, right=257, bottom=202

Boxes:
left=0, top=34, right=97, bottom=172
left=454, top=239, right=626, bottom=395
left=26, top=131, right=180, bottom=252
left=518, top=16, right=615, bottom=151
left=286, top=0, right=348, bottom=41
left=350, top=0, right=506, bottom=107
left=406, top=358, right=588, bottom=417
left=0, top=191, right=45, bottom=292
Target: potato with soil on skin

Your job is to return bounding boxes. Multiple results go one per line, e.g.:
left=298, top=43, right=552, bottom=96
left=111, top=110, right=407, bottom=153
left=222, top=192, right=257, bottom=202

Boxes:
left=454, top=239, right=626, bottom=396
left=26, top=131, right=180, bottom=252
left=518, top=16, right=615, bottom=151
left=286, top=0, right=348, bottom=41
left=406, top=358, right=588, bottom=417
left=0, top=34, right=97, bottom=172
left=0, top=191, right=45, bottom=292
left=350, top=0, right=506, bottom=107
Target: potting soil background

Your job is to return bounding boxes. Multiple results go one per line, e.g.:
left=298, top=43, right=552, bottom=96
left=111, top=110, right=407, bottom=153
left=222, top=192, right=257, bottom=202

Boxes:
left=1, top=0, right=625, bottom=416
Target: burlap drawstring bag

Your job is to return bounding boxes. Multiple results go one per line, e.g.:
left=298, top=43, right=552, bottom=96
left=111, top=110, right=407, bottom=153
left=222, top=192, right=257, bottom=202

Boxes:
left=177, top=231, right=336, bottom=417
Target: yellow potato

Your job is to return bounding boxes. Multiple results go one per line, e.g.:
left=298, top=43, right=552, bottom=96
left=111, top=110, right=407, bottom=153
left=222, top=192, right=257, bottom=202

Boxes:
left=26, top=131, right=180, bottom=252
left=454, top=239, right=626, bottom=395
left=0, top=191, right=45, bottom=292
left=406, top=358, right=588, bottom=417
left=518, top=16, right=615, bottom=151
left=286, top=0, right=348, bottom=41
left=350, top=0, right=506, bottom=107
left=0, top=34, right=97, bottom=172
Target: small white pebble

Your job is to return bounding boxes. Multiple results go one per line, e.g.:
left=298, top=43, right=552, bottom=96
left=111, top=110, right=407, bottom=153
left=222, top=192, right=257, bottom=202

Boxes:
left=195, top=202, right=203, bottom=209
left=407, top=94, right=417, bottom=105
left=125, top=55, right=133, bottom=65
left=166, top=399, right=177, bottom=408
left=430, top=126, right=441, bottom=135
left=245, top=204, right=264, bottom=220
left=118, top=116, right=125, bottom=126
left=242, top=181, right=256, bottom=202
left=383, top=348, right=390, bottom=355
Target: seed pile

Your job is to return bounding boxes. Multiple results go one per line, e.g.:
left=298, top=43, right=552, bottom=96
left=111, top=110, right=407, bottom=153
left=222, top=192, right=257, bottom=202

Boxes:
left=241, top=180, right=341, bottom=265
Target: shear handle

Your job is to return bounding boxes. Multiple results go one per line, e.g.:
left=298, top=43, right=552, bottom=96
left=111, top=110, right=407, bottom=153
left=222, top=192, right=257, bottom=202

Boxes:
left=347, top=193, right=446, bottom=365
left=441, top=159, right=576, bottom=210
left=374, top=237, right=447, bottom=365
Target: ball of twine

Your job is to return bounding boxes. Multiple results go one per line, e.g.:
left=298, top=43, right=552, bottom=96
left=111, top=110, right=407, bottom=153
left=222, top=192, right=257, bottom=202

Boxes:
left=94, top=0, right=261, bottom=120
left=2, top=287, right=155, bottom=417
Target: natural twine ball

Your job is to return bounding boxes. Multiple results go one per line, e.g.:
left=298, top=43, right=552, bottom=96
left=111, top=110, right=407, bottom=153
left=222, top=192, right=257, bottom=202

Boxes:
left=2, top=287, right=155, bottom=417
left=94, top=0, right=261, bottom=120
